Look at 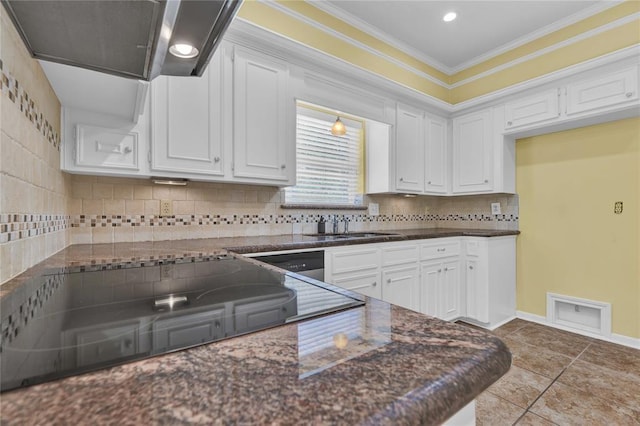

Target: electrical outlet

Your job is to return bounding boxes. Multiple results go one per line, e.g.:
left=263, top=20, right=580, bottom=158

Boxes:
left=491, top=202, right=501, bottom=215
left=614, top=201, right=623, bottom=214
left=368, top=203, right=380, bottom=216
left=160, top=200, right=173, bottom=216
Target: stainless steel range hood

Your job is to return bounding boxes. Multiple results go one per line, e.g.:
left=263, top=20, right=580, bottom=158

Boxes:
left=1, top=0, right=243, bottom=81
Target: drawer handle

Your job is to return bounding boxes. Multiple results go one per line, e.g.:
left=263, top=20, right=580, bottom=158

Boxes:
left=281, top=164, right=286, bottom=169
left=507, top=121, right=513, bottom=126
left=484, top=179, right=489, bottom=183
left=399, top=177, right=404, bottom=182
left=438, top=269, right=442, bottom=273
left=427, top=181, right=432, bottom=185
left=123, top=146, right=133, bottom=154
left=437, top=248, right=446, bottom=252
left=214, top=156, right=220, bottom=163
left=626, top=92, right=633, bottom=98
left=469, top=265, right=474, bottom=270
left=444, top=267, right=448, bottom=271
left=372, top=282, right=377, bottom=287
left=387, top=279, right=391, bottom=284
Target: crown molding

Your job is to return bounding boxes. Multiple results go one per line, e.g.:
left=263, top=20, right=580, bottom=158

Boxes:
left=452, top=44, right=640, bottom=113
left=451, top=0, right=625, bottom=74
left=307, top=0, right=454, bottom=75
left=257, top=0, right=450, bottom=89
left=451, top=12, right=640, bottom=89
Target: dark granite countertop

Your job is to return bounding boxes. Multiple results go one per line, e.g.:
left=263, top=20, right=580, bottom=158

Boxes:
left=0, top=228, right=516, bottom=424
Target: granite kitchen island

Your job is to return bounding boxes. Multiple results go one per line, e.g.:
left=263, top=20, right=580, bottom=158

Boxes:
left=0, top=231, right=513, bottom=425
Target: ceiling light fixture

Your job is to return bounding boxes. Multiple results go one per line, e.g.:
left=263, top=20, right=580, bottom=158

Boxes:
left=443, top=12, right=457, bottom=22
left=331, top=116, right=347, bottom=136
left=169, top=43, right=199, bottom=59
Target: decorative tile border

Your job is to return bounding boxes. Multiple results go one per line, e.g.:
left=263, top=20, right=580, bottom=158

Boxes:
left=0, top=212, right=518, bottom=244
left=0, top=59, right=61, bottom=150
left=0, top=214, right=71, bottom=243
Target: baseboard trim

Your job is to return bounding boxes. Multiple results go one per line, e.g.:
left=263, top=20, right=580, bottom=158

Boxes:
left=457, top=315, right=517, bottom=331
left=516, top=310, right=640, bottom=349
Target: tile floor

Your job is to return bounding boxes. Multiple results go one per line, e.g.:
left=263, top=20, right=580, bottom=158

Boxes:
left=465, top=319, right=640, bottom=425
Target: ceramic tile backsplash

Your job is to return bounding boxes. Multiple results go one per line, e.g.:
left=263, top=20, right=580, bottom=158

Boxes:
left=0, top=8, right=70, bottom=284
left=65, top=175, right=518, bottom=245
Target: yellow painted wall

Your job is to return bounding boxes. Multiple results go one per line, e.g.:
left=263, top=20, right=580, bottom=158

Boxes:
left=516, top=118, right=640, bottom=338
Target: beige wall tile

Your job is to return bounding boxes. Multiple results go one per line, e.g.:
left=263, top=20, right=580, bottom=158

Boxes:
left=104, top=200, right=125, bottom=215
left=83, top=199, right=104, bottom=215
left=125, top=200, right=145, bottom=215
left=134, top=185, right=153, bottom=200
left=92, top=183, right=113, bottom=199
left=144, top=200, right=160, bottom=215
left=113, top=185, right=134, bottom=200
left=113, top=227, right=134, bottom=243
left=174, top=200, right=195, bottom=215
left=69, top=228, right=92, bottom=245
left=92, top=227, right=114, bottom=244
left=152, top=186, right=172, bottom=200
left=133, top=227, right=153, bottom=242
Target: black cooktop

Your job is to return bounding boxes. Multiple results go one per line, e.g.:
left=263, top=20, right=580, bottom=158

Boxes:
left=0, top=256, right=364, bottom=392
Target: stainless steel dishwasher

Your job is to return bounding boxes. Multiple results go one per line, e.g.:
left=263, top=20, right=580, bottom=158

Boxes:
left=252, top=250, right=324, bottom=281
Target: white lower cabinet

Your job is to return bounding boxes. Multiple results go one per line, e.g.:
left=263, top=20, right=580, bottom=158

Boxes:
left=464, top=236, right=516, bottom=327
left=325, top=236, right=515, bottom=327
left=382, top=264, right=420, bottom=311
left=420, top=258, right=462, bottom=321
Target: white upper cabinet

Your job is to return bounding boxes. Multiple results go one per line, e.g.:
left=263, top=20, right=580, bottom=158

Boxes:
left=424, top=114, right=449, bottom=194
left=151, top=48, right=225, bottom=177
left=504, top=88, right=560, bottom=130
left=232, top=46, right=294, bottom=184
left=452, top=109, right=493, bottom=194
left=395, top=103, right=425, bottom=193
left=565, top=66, right=638, bottom=116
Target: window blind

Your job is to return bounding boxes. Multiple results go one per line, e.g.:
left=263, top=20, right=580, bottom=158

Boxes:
left=285, top=105, right=364, bottom=205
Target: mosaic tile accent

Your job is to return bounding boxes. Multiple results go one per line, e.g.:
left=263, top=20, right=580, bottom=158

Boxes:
left=0, top=63, right=61, bottom=150
left=0, top=213, right=518, bottom=243
left=0, top=273, right=64, bottom=352
left=0, top=214, right=71, bottom=243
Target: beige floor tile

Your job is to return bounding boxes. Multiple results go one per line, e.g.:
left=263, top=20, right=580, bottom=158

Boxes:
left=492, top=318, right=531, bottom=337
left=486, top=365, right=553, bottom=409
left=507, top=323, right=592, bottom=358
left=557, top=359, right=640, bottom=411
left=502, top=335, right=573, bottom=379
left=578, top=340, right=640, bottom=379
left=475, top=391, right=526, bottom=426
left=515, top=412, right=557, bottom=425
left=530, top=382, right=640, bottom=425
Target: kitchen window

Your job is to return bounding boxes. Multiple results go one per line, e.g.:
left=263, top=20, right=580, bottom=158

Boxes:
left=284, top=103, right=364, bottom=207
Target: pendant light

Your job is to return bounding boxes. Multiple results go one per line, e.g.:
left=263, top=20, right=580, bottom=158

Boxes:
left=331, top=116, right=347, bottom=136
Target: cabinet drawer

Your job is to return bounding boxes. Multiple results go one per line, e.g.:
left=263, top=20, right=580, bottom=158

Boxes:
left=332, top=271, right=382, bottom=299
left=329, top=247, right=380, bottom=275
left=381, top=244, right=419, bottom=267
left=420, top=240, right=460, bottom=260
left=465, top=239, right=481, bottom=257
left=75, top=124, right=139, bottom=170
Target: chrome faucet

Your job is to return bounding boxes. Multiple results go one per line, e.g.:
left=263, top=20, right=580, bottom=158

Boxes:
left=332, top=215, right=339, bottom=234
left=343, top=217, right=349, bottom=234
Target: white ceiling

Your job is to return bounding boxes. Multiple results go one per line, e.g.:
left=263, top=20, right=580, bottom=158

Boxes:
left=319, top=0, right=606, bottom=73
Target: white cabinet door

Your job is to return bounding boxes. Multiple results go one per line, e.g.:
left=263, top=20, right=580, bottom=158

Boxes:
left=332, top=271, right=382, bottom=299
left=465, top=258, right=487, bottom=323
left=382, top=264, right=420, bottom=311
left=440, top=259, right=462, bottom=321
left=504, top=88, right=560, bottom=130
left=151, top=50, right=224, bottom=176
left=395, top=104, right=425, bottom=193
left=566, top=66, right=638, bottom=116
left=233, top=47, right=293, bottom=184
left=420, top=261, right=440, bottom=317
left=425, top=114, right=448, bottom=194
left=452, top=109, right=493, bottom=193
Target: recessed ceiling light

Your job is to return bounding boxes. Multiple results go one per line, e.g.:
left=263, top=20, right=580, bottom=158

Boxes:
left=443, top=12, right=457, bottom=22
left=169, top=43, right=199, bottom=59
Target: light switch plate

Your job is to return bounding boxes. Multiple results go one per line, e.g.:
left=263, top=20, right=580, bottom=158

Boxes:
left=491, top=202, right=501, bottom=215
left=369, top=203, right=380, bottom=216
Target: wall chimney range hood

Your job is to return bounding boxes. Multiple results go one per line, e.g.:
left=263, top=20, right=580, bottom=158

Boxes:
left=1, top=0, right=243, bottom=81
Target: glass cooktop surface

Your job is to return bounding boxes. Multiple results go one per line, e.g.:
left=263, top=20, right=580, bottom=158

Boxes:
left=0, top=256, right=363, bottom=392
